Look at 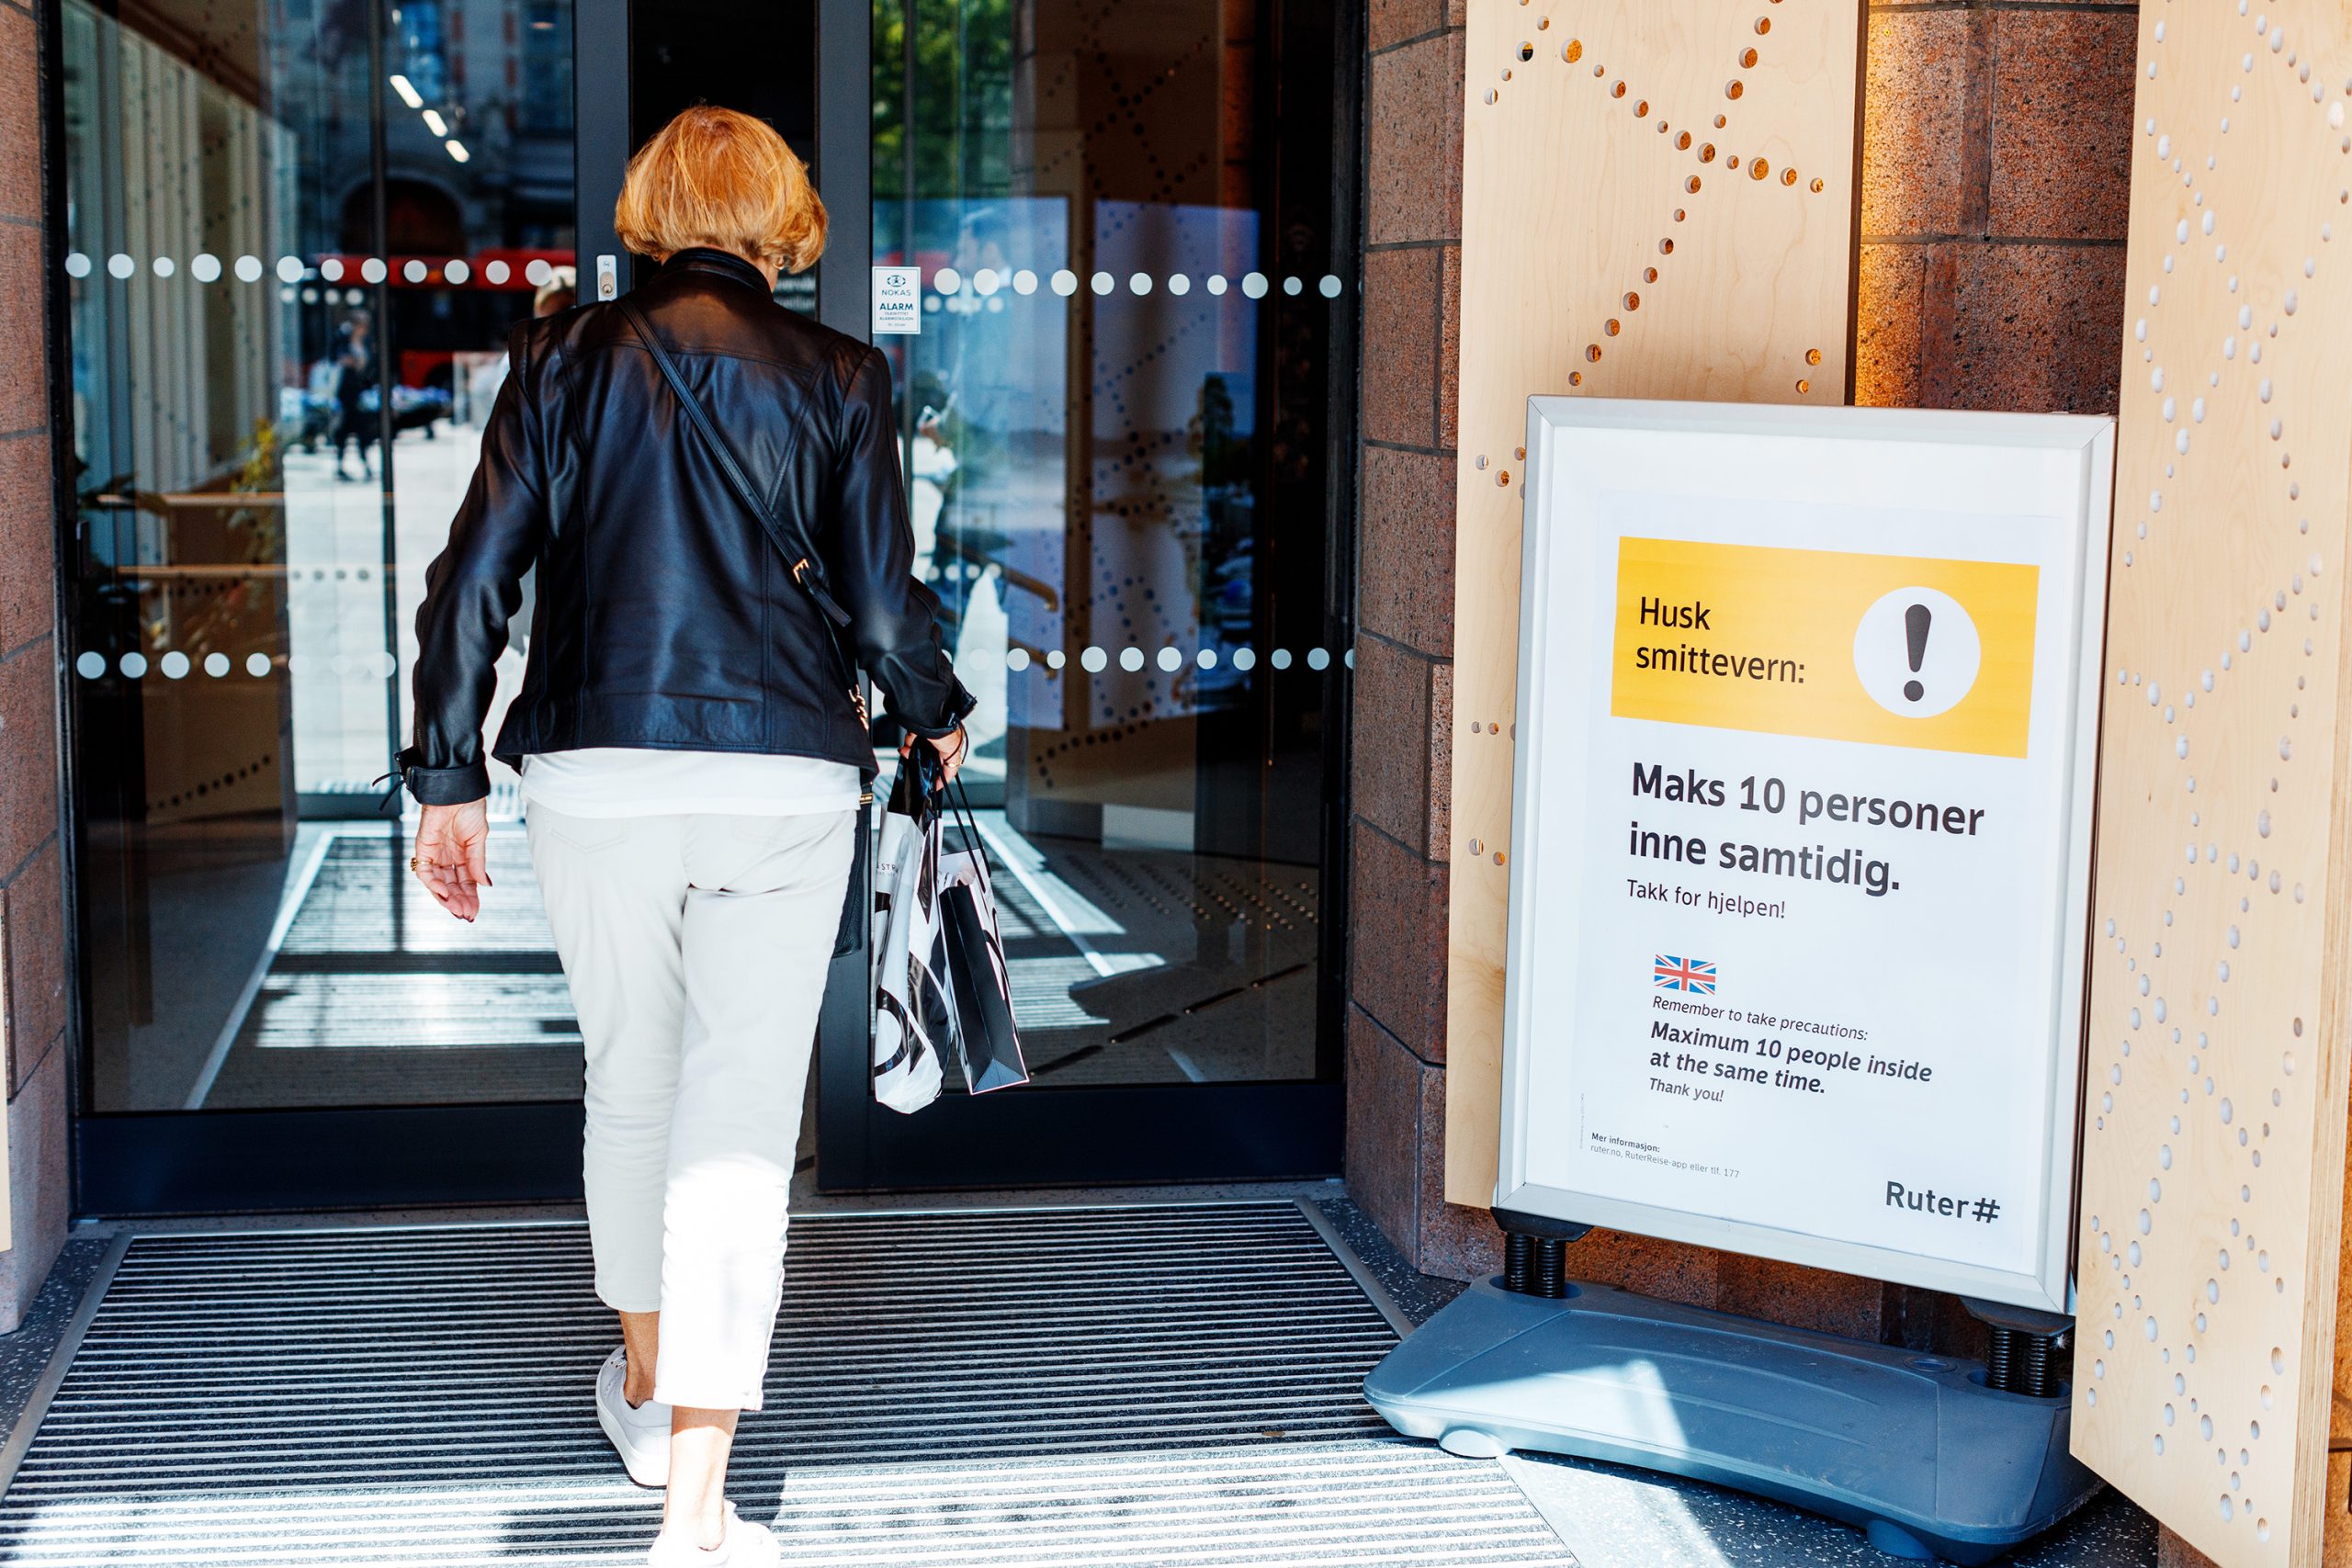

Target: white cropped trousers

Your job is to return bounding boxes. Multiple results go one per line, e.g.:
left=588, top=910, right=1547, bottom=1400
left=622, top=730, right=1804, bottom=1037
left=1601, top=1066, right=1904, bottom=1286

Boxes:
left=526, top=803, right=856, bottom=1411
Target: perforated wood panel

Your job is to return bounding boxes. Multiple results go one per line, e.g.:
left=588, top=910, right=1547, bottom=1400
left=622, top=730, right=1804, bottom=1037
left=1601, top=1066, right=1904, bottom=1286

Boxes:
left=2068, top=6, right=2352, bottom=1565
left=1442, top=0, right=1862, bottom=1205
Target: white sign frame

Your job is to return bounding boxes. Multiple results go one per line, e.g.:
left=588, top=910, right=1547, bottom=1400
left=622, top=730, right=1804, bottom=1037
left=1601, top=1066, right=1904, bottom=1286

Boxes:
left=1497, top=398, right=2115, bottom=1314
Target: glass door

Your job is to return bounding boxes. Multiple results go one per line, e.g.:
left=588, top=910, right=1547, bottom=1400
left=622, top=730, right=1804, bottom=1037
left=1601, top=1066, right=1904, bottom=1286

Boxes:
left=815, top=0, right=1358, bottom=1188
left=63, top=0, right=608, bottom=1212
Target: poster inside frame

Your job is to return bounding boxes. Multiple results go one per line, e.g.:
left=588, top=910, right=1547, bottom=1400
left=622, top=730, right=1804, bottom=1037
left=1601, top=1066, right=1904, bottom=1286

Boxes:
left=1497, top=400, right=2114, bottom=1313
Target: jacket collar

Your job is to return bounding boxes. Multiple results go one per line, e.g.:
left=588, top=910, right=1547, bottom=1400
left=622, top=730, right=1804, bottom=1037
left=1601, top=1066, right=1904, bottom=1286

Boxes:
left=659, top=247, right=770, bottom=294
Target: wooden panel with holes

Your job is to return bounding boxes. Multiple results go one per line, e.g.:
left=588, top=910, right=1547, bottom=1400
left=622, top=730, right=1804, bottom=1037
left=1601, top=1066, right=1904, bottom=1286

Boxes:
left=1441, top=0, right=1863, bottom=1207
left=2066, top=5, right=2352, bottom=1566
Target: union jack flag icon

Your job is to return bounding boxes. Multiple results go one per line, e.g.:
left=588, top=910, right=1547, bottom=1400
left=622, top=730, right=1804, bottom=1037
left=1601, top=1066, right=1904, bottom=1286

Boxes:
left=1654, top=955, right=1717, bottom=994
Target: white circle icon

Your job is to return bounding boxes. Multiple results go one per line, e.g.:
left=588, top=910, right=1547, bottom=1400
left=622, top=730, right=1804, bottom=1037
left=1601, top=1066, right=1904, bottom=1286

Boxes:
left=1854, top=587, right=1981, bottom=718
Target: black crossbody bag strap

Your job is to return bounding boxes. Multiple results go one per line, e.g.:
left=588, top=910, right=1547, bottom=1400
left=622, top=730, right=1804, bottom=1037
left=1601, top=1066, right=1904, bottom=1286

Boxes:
left=618, top=297, right=856, bottom=646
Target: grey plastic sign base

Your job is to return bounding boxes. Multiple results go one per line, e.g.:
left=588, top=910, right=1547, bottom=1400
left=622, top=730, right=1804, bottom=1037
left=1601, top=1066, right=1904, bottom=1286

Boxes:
left=1364, top=1279, right=2101, bottom=1565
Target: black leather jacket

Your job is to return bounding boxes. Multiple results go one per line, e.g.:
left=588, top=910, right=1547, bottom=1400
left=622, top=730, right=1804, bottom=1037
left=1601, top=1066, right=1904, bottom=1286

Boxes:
left=400, top=247, right=972, bottom=805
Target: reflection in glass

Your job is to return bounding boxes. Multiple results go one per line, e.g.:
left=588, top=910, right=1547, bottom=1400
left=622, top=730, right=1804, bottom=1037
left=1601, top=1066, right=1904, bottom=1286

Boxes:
left=875, top=0, right=1351, bottom=1087
left=63, top=0, right=577, bottom=1111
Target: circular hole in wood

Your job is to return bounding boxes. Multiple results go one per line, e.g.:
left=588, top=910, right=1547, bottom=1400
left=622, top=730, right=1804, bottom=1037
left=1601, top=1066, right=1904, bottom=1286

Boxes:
left=1727, top=154, right=1741, bottom=170
left=1585, top=344, right=1601, bottom=362
left=1740, top=47, right=1758, bottom=67
left=1806, top=347, right=1822, bottom=365
left=1568, top=370, right=1582, bottom=386
left=1563, top=39, right=1582, bottom=62
left=1755, top=16, right=1770, bottom=32
left=1714, top=113, right=1728, bottom=128
left=1725, top=79, right=1744, bottom=99
left=1611, top=80, right=1627, bottom=97
left=1781, top=166, right=1798, bottom=186
left=1811, top=176, right=1825, bottom=192
left=1796, top=378, right=1811, bottom=393
left=1605, top=318, right=1621, bottom=335
left=1623, top=292, right=1640, bottom=310
left=1673, top=207, right=1687, bottom=221
left=1749, top=157, right=1770, bottom=180
left=1538, top=16, right=1548, bottom=28
left=1658, top=239, right=1674, bottom=254
left=1687, top=175, right=1702, bottom=192
left=1634, top=98, right=1648, bottom=116
left=1677, top=130, right=1692, bottom=150
left=1497, top=469, right=1510, bottom=486
left=1700, top=142, right=1716, bottom=162
left=1519, top=41, right=1534, bottom=60
left=1644, top=266, right=1658, bottom=282
left=1593, top=62, right=1606, bottom=77
left=1501, top=68, right=1512, bottom=80
left=1485, top=88, right=1498, bottom=103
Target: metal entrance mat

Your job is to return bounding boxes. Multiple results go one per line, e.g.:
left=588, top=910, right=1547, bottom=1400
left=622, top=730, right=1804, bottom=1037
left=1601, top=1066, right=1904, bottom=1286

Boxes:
left=0, top=1203, right=1573, bottom=1566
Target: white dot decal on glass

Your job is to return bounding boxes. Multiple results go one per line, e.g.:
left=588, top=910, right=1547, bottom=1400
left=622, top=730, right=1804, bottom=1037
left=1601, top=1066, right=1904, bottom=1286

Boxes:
left=972, top=268, right=1000, bottom=296
left=245, top=652, right=271, bottom=677
left=152, top=255, right=175, bottom=277
left=446, top=258, right=470, bottom=285
left=119, top=652, right=149, bottom=679
left=1012, top=269, right=1038, bottom=295
left=1046, top=649, right=1066, bottom=670
left=107, top=254, right=134, bottom=279
left=301, top=288, right=319, bottom=304
left=525, top=259, right=553, bottom=287
left=1283, top=276, right=1303, bottom=296
left=1005, top=648, right=1030, bottom=671
left=1306, top=647, right=1331, bottom=671
left=1319, top=274, right=1342, bottom=298
left=1128, top=272, right=1152, bottom=295
left=1232, top=648, right=1256, bottom=671
left=235, top=255, right=264, bottom=282
left=1345, top=648, right=1356, bottom=669
left=363, top=257, right=390, bottom=284
left=64, top=253, right=91, bottom=279
left=277, top=288, right=296, bottom=304
left=191, top=254, right=221, bottom=283
left=1196, top=648, right=1217, bottom=669
left=345, top=288, right=366, bottom=306
left=1207, top=275, right=1229, bottom=296
left=1168, top=274, right=1191, bottom=296
left=277, top=255, right=304, bottom=283
left=159, top=650, right=190, bottom=679
left=403, top=259, right=428, bottom=284
left=1080, top=646, right=1107, bottom=673
left=1271, top=649, right=1293, bottom=671
left=74, top=651, right=105, bottom=680
left=933, top=267, right=963, bottom=295
left=486, top=259, right=512, bottom=285
left=203, top=652, right=230, bottom=678
left=1242, top=271, right=1270, bottom=299
left=1090, top=272, right=1114, bottom=296
left=1050, top=269, right=1078, bottom=296
left=1118, top=647, right=1145, bottom=672
left=1155, top=646, right=1181, bottom=671
left=322, top=258, right=345, bottom=282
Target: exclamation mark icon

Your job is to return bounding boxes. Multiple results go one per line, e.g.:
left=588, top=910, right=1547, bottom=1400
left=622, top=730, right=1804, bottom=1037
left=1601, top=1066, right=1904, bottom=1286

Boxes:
left=1903, top=604, right=1932, bottom=703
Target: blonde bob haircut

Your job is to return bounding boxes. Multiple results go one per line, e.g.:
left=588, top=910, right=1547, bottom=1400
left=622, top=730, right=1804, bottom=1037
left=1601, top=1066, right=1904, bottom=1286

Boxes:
left=614, top=107, right=828, bottom=276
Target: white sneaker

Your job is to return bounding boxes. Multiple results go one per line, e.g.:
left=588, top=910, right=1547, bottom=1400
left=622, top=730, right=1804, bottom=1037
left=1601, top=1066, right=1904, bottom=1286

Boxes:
left=595, top=1347, right=672, bottom=1487
left=646, top=1502, right=780, bottom=1565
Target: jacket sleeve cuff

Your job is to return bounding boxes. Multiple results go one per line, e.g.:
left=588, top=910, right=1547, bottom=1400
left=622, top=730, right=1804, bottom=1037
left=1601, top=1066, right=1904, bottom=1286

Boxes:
left=899, top=676, right=977, bottom=739
left=402, top=754, right=492, bottom=805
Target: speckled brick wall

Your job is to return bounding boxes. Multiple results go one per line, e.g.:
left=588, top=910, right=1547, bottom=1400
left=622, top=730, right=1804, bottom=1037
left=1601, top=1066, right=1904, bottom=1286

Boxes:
left=1344, top=0, right=2138, bottom=1341
left=0, top=0, right=72, bottom=1332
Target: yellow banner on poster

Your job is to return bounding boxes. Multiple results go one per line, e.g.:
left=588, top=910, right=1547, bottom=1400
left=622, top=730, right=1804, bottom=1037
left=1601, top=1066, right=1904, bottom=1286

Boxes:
left=1609, top=537, right=2040, bottom=759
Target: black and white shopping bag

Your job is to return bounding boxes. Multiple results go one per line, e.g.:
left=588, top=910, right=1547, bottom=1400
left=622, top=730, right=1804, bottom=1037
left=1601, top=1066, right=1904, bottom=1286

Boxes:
left=938, top=785, right=1029, bottom=1095
left=870, top=749, right=952, bottom=1113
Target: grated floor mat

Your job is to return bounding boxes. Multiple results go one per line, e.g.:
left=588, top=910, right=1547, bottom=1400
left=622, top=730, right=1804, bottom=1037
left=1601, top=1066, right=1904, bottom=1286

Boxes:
left=0, top=1203, right=1575, bottom=1566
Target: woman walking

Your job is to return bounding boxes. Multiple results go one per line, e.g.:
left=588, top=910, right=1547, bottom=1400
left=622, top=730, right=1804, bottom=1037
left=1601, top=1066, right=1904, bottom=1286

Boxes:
left=398, top=107, right=971, bottom=1564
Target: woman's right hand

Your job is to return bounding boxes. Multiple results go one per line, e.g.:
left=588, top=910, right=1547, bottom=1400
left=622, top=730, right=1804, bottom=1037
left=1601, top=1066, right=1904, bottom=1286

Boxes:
left=413, top=798, right=492, bottom=921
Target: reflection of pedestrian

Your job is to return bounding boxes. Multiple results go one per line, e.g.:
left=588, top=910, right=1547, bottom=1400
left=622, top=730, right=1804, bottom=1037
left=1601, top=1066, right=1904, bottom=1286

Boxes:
left=535, top=265, right=578, bottom=317
left=333, top=310, right=377, bottom=480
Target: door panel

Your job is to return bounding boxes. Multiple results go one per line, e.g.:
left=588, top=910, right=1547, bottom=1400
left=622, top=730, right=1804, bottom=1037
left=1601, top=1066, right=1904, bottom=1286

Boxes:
left=819, top=0, right=1356, bottom=1188
left=2066, top=4, right=2352, bottom=1562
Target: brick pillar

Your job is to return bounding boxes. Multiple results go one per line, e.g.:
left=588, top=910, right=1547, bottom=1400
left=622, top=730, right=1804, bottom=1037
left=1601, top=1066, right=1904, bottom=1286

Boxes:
left=0, top=0, right=73, bottom=1330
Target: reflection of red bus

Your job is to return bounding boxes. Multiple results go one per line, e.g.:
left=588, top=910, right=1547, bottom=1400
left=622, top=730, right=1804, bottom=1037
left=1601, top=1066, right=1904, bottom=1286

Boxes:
left=313, top=248, right=574, bottom=291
